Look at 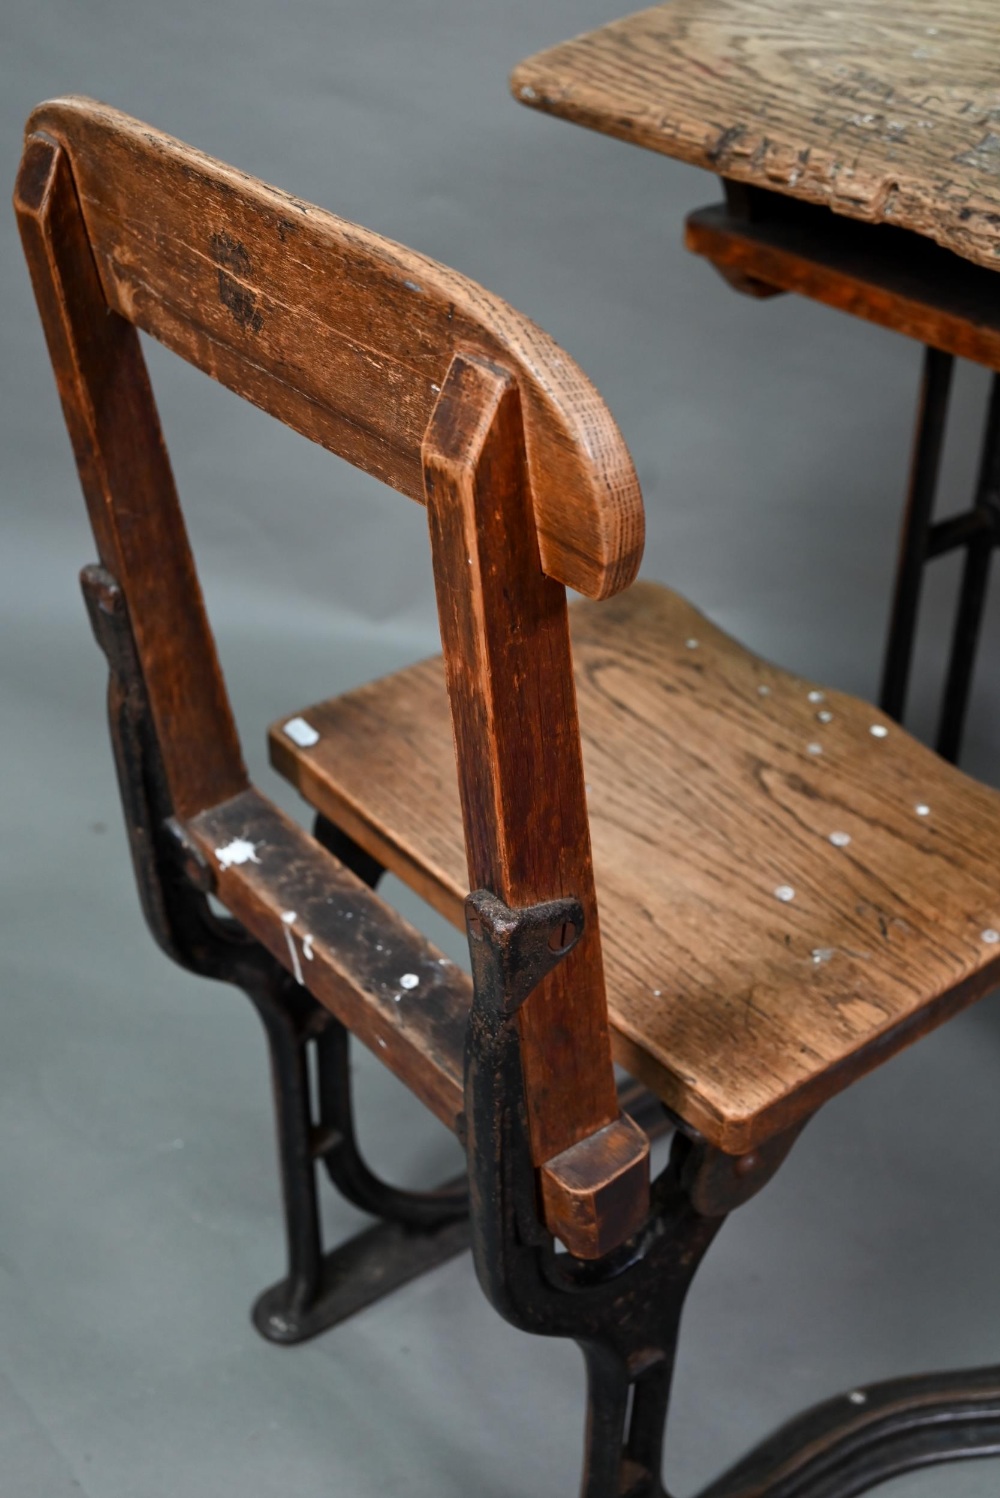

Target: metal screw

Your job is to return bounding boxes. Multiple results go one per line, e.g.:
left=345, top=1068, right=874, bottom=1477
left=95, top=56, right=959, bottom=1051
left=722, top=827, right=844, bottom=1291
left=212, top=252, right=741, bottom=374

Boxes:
left=549, top=920, right=577, bottom=952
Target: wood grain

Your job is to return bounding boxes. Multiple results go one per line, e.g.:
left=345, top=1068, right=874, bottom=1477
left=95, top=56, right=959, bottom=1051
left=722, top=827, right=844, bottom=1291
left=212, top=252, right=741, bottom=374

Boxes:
left=512, top=1, right=1000, bottom=271
left=13, top=134, right=247, bottom=821
left=186, top=789, right=472, bottom=1130
left=23, top=96, right=644, bottom=601
left=423, top=354, right=648, bottom=1251
left=271, top=581, right=1000, bottom=1153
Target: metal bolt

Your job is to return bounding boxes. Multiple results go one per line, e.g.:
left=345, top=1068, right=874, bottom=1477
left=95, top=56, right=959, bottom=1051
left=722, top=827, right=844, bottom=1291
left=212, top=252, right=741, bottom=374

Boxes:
left=549, top=920, right=577, bottom=953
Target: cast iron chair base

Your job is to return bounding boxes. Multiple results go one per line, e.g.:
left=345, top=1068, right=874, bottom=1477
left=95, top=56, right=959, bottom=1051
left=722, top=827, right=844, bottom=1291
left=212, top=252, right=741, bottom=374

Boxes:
left=82, top=558, right=1000, bottom=1497
left=252, top=1203, right=472, bottom=1345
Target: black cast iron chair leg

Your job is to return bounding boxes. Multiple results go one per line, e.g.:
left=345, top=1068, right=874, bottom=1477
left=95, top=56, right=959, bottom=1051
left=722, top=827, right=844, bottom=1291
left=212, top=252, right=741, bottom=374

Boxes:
left=245, top=981, right=325, bottom=1337
left=314, top=1017, right=469, bottom=1225
left=251, top=1006, right=471, bottom=1345
left=581, top=1344, right=641, bottom=1498
left=462, top=889, right=737, bottom=1498
left=625, top=1359, right=676, bottom=1496
left=580, top=1343, right=675, bottom=1498
left=81, top=561, right=471, bottom=1346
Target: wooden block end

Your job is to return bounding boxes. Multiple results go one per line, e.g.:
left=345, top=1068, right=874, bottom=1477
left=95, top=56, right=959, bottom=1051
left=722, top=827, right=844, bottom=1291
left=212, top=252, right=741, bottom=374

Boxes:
left=540, top=1112, right=650, bottom=1260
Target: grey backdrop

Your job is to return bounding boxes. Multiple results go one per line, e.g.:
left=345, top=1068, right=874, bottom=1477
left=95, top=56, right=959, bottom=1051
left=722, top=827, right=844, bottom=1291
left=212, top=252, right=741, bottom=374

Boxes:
left=3, top=2, right=1000, bottom=1495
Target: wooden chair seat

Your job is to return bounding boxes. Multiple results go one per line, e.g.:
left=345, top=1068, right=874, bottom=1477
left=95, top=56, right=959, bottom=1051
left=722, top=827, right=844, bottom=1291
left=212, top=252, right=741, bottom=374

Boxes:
left=271, top=580, right=1000, bottom=1155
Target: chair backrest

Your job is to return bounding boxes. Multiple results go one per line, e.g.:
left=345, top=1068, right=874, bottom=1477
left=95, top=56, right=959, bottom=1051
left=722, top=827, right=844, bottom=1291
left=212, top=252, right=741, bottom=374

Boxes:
left=14, top=98, right=649, bottom=1255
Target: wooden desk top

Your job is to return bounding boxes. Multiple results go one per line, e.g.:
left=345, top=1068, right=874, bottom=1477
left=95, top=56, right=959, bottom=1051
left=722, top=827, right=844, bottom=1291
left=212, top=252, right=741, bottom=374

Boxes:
left=512, top=1, right=1000, bottom=271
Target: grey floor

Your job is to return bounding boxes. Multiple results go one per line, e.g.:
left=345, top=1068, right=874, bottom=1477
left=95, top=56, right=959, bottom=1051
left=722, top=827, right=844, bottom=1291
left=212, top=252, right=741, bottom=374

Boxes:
left=4, top=2, right=1000, bottom=1494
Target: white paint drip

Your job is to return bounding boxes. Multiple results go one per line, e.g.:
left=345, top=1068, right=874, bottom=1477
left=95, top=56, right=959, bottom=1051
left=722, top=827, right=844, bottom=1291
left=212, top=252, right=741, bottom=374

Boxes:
left=774, top=885, right=796, bottom=903
left=280, top=910, right=304, bottom=984
left=215, top=838, right=261, bottom=869
left=870, top=724, right=889, bottom=739
left=399, top=973, right=419, bottom=990
left=283, top=716, right=320, bottom=748
left=829, top=832, right=851, bottom=848
left=915, top=804, right=930, bottom=817
left=811, top=948, right=836, bottom=964
left=302, top=933, right=315, bottom=961
left=983, top=929, right=1000, bottom=945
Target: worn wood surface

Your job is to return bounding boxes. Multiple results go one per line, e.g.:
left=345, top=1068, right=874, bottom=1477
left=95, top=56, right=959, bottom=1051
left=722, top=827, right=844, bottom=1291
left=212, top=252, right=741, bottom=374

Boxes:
left=187, top=789, right=472, bottom=1130
left=686, top=194, right=1000, bottom=371
left=271, top=581, right=1000, bottom=1153
left=512, top=1, right=1000, bottom=271
left=23, top=96, right=643, bottom=602
left=13, top=134, right=247, bottom=821
left=423, top=354, right=647, bottom=1251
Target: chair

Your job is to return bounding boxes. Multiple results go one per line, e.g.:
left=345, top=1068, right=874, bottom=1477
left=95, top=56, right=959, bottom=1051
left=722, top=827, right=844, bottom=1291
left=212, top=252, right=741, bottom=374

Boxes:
left=15, top=97, right=1000, bottom=1498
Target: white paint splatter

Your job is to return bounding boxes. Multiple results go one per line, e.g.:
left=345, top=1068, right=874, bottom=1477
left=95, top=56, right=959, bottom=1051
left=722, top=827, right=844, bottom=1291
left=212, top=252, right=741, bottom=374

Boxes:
left=283, top=716, right=320, bottom=748
left=811, top=948, right=835, bottom=965
left=757, top=684, right=771, bottom=696
left=848, top=1391, right=868, bottom=1406
left=280, top=910, right=304, bottom=984
left=915, top=804, right=930, bottom=817
left=808, top=690, right=825, bottom=703
left=870, top=724, right=889, bottom=739
left=685, top=638, right=699, bottom=649
left=215, top=838, right=261, bottom=869
left=807, top=742, right=823, bottom=756
left=817, top=710, right=833, bottom=724
left=983, top=929, right=1000, bottom=945
left=399, top=973, right=419, bottom=990
left=774, top=885, right=795, bottom=903
left=302, top=934, right=315, bottom=961
left=829, top=832, right=851, bottom=848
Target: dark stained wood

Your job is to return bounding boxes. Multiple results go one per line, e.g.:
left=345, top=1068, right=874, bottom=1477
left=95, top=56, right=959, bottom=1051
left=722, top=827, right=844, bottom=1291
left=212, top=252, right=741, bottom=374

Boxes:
left=24, top=96, right=644, bottom=602
left=512, top=1, right=1000, bottom=271
left=187, top=789, right=472, bottom=1131
left=270, top=581, right=1000, bottom=1154
left=686, top=193, right=1000, bottom=372
left=422, top=354, right=648, bottom=1251
left=13, top=134, right=247, bottom=821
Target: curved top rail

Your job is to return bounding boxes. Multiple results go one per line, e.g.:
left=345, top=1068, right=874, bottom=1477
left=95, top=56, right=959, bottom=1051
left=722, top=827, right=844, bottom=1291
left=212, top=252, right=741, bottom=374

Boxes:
left=25, top=97, right=644, bottom=599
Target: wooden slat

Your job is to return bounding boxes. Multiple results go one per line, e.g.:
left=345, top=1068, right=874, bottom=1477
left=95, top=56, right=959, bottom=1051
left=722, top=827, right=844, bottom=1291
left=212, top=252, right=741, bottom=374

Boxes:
left=13, top=134, right=246, bottom=821
left=685, top=197, right=1000, bottom=371
left=422, top=356, right=647, bottom=1254
left=185, top=789, right=471, bottom=1131
left=24, top=96, right=644, bottom=602
left=512, top=0, right=1000, bottom=271
left=270, top=582, right=1000, bottom=1153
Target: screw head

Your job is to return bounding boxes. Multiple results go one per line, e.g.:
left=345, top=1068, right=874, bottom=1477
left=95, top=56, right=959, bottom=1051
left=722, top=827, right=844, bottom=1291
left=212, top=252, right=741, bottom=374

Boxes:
left=549, top=920, right=577, bottom=953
